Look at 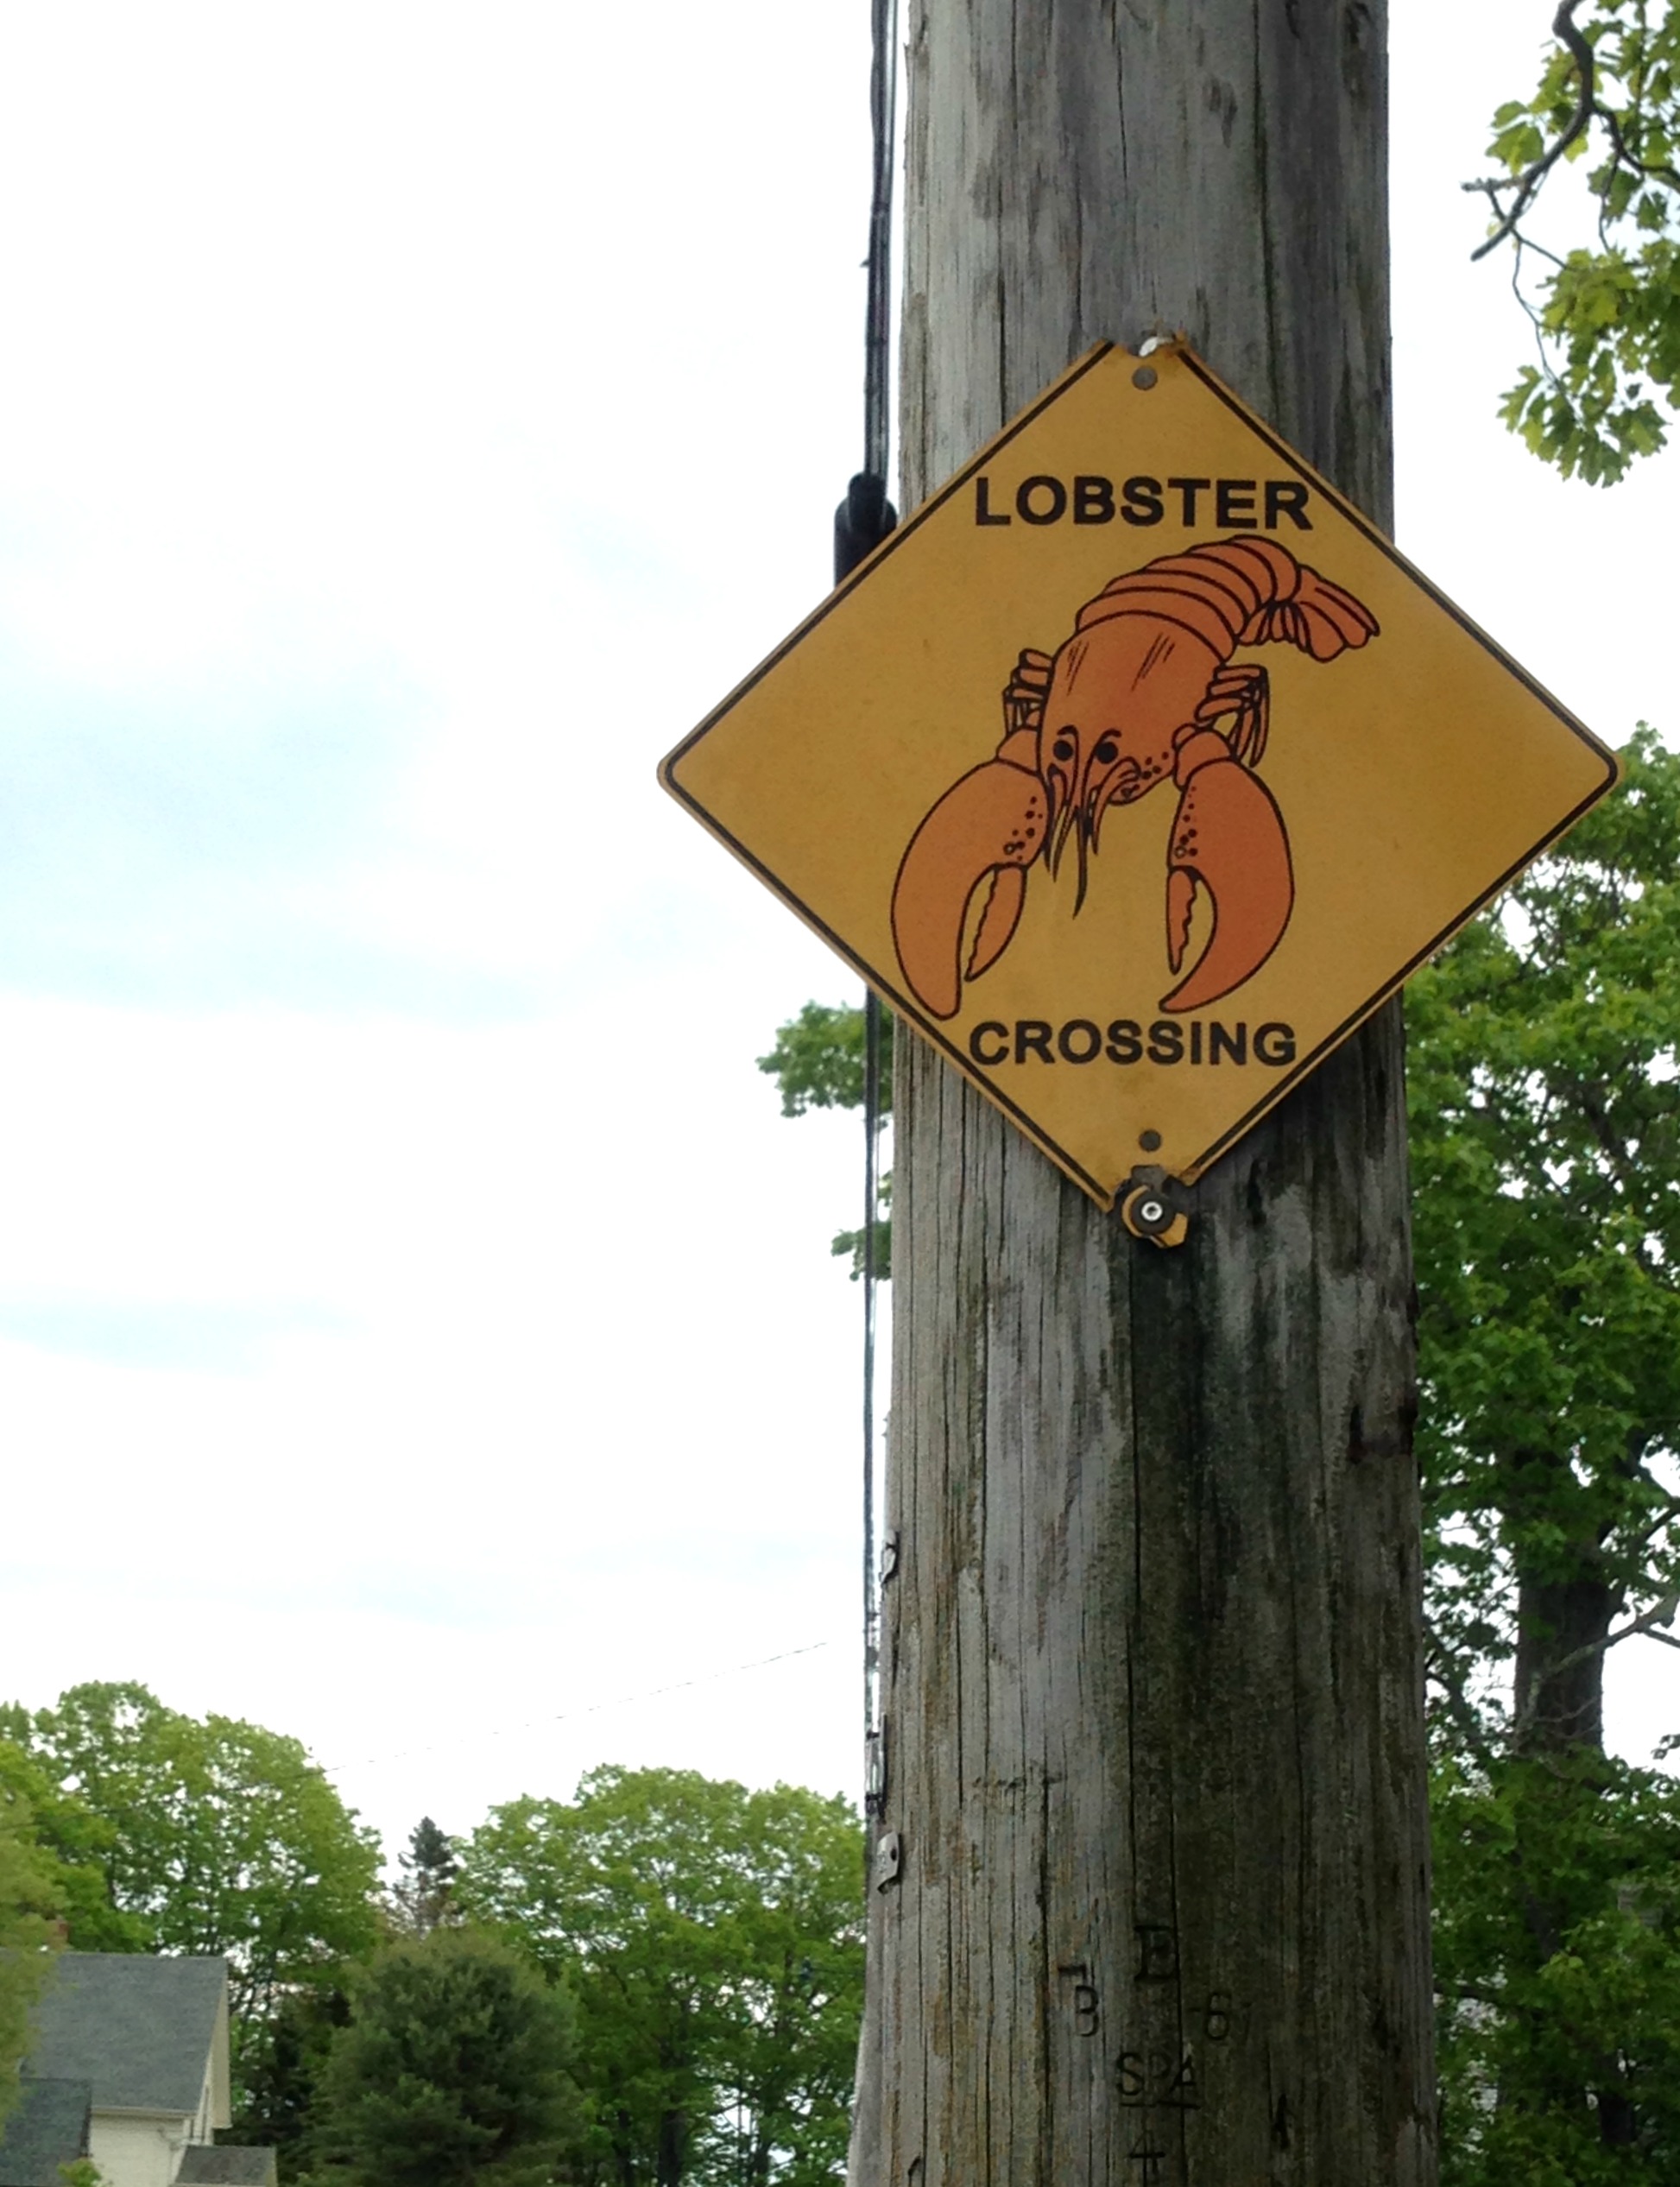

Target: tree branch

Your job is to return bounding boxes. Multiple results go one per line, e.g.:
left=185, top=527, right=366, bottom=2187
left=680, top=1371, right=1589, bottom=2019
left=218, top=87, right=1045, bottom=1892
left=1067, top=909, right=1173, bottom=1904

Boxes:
left=1465, top=0, right=1680, bottom=273
left=1513, top=1593, right=1680, bottom=1744
left=1426, top=1628, right=1500, bottom=1770
left=1439, top=1977, right=1513, bottom=2013
left=1463, top=2, right=1597, bottom=261
left=1621, top=1485, right=1680, bottom=1564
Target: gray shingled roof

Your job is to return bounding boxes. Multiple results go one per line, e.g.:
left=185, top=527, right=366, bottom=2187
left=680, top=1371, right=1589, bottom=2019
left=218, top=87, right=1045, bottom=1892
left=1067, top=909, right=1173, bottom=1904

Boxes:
left=24, top=1956, right=226, bottom=2115
left=0, top=2077, right=91, bottom=2187
left=176, top=2147, right=276, bottom=2187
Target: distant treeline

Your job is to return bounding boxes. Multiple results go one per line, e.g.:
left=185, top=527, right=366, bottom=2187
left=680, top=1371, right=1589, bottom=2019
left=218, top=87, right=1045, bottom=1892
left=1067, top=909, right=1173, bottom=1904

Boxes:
left=0, top=1682, right=862, bottom=2186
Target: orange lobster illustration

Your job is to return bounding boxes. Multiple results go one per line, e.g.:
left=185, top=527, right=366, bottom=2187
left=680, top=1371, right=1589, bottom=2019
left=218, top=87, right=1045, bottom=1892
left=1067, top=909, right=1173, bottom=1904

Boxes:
left=890, top=536, right=1379, bottom=1019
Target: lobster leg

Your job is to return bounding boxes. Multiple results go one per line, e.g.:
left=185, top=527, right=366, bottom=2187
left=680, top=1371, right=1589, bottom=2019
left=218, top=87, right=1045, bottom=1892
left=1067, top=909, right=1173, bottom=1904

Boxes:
left=1159, top=729, right=1294, bottom=1014
left=891, top=751, right=1046, bottom=1020
left=1193, top=661, right=1270, bottom=765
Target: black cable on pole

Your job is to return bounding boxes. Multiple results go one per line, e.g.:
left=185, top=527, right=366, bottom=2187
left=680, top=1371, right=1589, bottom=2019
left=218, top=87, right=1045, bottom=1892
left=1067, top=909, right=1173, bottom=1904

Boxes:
left=863, top=0, right=898, bottom=484
left=835, top=0, right=899, bottom=1820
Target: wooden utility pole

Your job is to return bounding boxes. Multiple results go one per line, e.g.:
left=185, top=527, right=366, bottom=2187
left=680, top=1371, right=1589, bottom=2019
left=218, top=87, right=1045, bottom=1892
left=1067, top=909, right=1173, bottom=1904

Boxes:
left=849, top=6, right=1437, bottom=2183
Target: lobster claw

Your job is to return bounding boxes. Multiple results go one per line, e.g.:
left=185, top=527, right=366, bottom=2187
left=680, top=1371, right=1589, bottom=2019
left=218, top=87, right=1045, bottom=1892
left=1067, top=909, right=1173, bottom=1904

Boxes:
left=891, top=757, right=1047, bottom=1019
left=1160, top=731, right=1294, bottom=1014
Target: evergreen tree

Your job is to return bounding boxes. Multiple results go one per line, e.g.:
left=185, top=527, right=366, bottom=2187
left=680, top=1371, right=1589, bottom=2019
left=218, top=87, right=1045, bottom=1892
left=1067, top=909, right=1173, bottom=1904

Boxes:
left=390, top=1817, right=458, bottom=1938
left=230, top=1985, right=351, bottom=2163
left=313, top=1927, right=581, bottom=2187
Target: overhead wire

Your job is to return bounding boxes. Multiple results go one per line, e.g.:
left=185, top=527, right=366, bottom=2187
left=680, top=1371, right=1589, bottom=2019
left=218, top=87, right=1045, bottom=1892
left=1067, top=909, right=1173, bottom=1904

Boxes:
left=863, top=0, right=898, bottom=485
left=319, top=1640, right=837, bottom=1778
left=854, top=0, right=900, bottom=1816
left=331, top=9, right=902, bottom=1809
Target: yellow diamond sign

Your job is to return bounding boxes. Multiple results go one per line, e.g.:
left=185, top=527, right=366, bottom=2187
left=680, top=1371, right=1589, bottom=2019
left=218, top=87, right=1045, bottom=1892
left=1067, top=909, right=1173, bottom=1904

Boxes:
left=660, top=344, right=1620, bottom=1208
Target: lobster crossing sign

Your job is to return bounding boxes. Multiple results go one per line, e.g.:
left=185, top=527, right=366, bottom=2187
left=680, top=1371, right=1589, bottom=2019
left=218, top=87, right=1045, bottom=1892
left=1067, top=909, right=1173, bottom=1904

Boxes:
left=660, top=344, right=1620, bottom=1210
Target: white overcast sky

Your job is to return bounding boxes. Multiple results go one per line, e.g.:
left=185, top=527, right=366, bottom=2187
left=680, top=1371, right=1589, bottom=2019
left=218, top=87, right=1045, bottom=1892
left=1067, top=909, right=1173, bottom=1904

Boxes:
left=0, top=3, right=1671, bottom=1861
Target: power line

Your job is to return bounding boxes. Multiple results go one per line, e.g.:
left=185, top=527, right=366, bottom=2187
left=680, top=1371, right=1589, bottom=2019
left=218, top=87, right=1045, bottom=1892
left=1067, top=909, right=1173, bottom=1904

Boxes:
left=856, top=0, right=900, bottom=1830
left=320, top=1639, right=837, bottom=1777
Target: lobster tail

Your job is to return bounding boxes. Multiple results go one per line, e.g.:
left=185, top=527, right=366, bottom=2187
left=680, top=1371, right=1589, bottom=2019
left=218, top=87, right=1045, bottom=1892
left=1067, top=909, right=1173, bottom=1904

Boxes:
left=1075, top=554, right=1255, bottom=658
left=1074, top=537, right=1379, bottom=664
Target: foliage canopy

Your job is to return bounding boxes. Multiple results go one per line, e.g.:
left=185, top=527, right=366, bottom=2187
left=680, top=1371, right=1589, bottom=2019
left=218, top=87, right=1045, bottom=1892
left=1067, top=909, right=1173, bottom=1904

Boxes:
left=1475, top=0, right=1680, bottom=482
left=1408, top=726, right=1680, bottom=1756
left=0, top=1683, right=382, bottom=2022
left=0, top=1799, right=65, bottom=2129
left=460, top=1766, right=864, bottom=2187
left=313, top=1926, right=581, bottom=2187
left=1409, top=729, right=1680, bottom=2176
left=758, top=730, right=1680, bottom=2175
left=0, top=1679, right=381, bottom=2140
left=756, top=1004, right=892, bottom=1279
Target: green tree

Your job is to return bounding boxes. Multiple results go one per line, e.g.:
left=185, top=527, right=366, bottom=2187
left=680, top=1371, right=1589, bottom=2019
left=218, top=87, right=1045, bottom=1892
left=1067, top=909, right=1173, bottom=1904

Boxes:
left=759, top=730, right=1680, bottom=2174
left=756, top=1003, right=884, bottom=1119
left=1409, top=726, right=1680, bottom=2175
left=1471, top=0, right=1680, bottom=482
left=1430, top=1748, right=1680, bottom=2178
left=756, top=1002, right=892, bottom=1278
left=0, top=1737, right=148, bottom=1954
left=230, top=1982, right=351, bottom=2163
left=0, top=1798, right=65, bottom=2128
left=459, top=1767, right=864, bottom=2187
left=1409, top=728, right=1680, bottom=1765
left=1, top=1683, right=381, bottom=2017
left=0, top=1684, right=382, bottom=2123
left=312, top=1926, right=580, bottom=2187
left=389, top=1817, right=460, bottom=1938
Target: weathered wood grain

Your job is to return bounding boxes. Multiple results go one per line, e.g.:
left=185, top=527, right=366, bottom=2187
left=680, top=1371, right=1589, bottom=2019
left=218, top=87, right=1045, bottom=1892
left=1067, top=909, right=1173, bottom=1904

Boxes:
left=849, top=6, right=1436, bottom=2183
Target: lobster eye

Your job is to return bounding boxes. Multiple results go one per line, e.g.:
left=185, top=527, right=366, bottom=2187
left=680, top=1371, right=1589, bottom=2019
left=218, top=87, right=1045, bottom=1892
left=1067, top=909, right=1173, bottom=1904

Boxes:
left=1052, top=732, right=1077, bottom=762
left=1093, top=735, right=1120, bottom=766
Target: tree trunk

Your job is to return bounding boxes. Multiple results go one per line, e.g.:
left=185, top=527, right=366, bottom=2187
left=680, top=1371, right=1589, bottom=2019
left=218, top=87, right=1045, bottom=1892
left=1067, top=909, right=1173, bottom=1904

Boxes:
left=1506, top=1476, right=1633, bottom=2145
left=655, top=2106, right=687, bottom=2187
left=849, top=6, right=1435, bottom=2183
left=1513, top=1564, right=1614, bottom=1755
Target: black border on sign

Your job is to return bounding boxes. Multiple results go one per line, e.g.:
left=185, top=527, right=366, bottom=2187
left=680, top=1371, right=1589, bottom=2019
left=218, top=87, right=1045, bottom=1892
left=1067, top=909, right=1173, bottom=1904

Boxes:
left=657, top=343, right=1622, bottom=1209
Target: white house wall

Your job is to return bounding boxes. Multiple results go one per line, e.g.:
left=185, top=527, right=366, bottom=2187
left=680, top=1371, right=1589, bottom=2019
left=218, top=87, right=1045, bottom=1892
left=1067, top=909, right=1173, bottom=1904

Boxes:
left=89, top=2112, right=193, bottom=2187
left=209, top=1994, right=231, bottom=2132
left=193, top=2051, right=216, bottom=2143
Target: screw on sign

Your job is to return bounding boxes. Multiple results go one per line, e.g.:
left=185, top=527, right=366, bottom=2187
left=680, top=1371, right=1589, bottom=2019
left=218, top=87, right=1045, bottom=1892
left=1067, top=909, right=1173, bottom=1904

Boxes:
left=660, top=343, right=1620, bottom=1216
left=1117, top=1179, right=1187, bottom=1249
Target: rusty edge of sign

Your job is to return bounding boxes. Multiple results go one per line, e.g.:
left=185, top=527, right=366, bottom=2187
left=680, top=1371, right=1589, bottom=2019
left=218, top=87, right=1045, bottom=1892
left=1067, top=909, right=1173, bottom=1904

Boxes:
left=656, top=341, right=1623, bottom=1210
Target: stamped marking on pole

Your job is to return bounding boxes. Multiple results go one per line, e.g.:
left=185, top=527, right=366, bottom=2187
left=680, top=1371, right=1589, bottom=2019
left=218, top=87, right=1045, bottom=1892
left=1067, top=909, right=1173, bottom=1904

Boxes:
left=1116, top=2046, right=1203, bottom=2108
left=660, top=342, right=1620, bottom=1205
left=1051, top=1919, right=1246, bottom=2160
left=1057, top=1961, right=1102, bottom=2035
left=1133, top=1922, right=1179, bottom=1981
